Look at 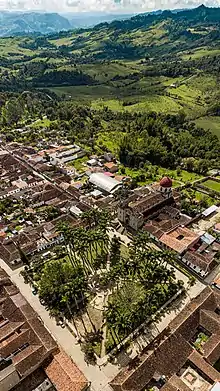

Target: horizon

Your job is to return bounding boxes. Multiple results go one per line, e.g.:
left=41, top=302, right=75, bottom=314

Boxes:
left=0, top=1, right=219, bottom=14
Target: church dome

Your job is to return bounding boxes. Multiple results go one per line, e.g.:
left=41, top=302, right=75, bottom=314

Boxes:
left=160, top=176, right=172, bottom=188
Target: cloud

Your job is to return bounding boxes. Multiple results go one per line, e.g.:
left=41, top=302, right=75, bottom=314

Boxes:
left=0, top=0, right=220, bottom=12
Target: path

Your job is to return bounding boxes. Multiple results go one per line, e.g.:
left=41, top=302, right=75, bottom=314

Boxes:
left=0, top=257, right=205, bottom=385
left=0, top=259, right=114, bottom=391
left=97, top=276, right=205, bottom=370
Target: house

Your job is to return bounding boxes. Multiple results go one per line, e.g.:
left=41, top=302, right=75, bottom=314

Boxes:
left=183, top=251, right=217, bottom=278
left=160, top=226, right=200, bottom=254
left=0, top=268, right=88, bottom=391
left=104, top=162, right=118, bottom=174
left=110, top=287, right=220, bottom=391
left=143, top=206, right=190, bottom=240
left=45, top=350, right=88, bottom=391
left=87, top=158, right=97, bottom=167
left=182, top=238, right=220, bottom=278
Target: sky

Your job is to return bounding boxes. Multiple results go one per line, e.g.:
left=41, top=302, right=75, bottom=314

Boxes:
left=0, top=0, right=219, bottom=13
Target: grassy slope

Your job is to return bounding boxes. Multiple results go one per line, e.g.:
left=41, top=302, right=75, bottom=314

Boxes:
left=0, top=14, right=220, bottom=119
left=203, top=180, right=220, bottom=192
left=194, top=116, right=220, bottom=139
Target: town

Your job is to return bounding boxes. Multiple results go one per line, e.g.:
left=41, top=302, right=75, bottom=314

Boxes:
left=0, top=135, right=220, bottom=391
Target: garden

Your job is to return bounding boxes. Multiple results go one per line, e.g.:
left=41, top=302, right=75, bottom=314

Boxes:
left=21, top=210, right=184, bottom=363
left=202, top=179, right=220, bottom=193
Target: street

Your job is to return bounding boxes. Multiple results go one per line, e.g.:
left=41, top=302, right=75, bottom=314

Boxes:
left=0, top=259, right=114, bottom=391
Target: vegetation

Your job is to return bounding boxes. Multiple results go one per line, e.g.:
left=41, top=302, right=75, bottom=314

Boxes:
left=22, top=212, right=183, bottom=354
left=180, top=188, right=215, bottom=217
left=2, top=5, right=220, bottom=358
left=203, top=180, right=220, bottom=193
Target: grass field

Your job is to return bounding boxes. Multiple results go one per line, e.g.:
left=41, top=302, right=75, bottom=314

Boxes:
left=48, top=71, right=217, bottom=117
left=194, top=190, right=215, bottom=206
left=203, top=180, right=220, bottom=192
left=180, top=47, right=220, bottom=61
left=194, top=116, right=220, bottom=139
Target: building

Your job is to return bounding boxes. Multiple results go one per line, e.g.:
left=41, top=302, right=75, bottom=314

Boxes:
left=118, top=177, right=176, bottom=231
left=110, top=286, right=220, bottom=391
left=160, top=226, right=200, bottom=254
left=0, top=214, right=82, bottom=269
left=143, top=205, right=191, bottom=240
left=89, top=172, right=122, bottom=195
left=87, top=158, right=97, bottom=167
left=104, top=162, right=118, bottom=174
left=0, top=268, right=88, bottom=391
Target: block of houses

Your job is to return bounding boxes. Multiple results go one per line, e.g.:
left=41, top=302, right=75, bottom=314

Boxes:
left=0, top=268, right=88, bottom=391
left=110, top=286, right=220, bottom=391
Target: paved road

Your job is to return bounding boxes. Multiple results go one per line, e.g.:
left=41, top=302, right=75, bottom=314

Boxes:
left=0, top=255, right=206, bottom=386
left=0, top=259, right=114, bottom=391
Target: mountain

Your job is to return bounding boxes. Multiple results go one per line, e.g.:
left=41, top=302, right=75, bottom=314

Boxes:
left=63, top=12, right=134, bottom=29
left=0, top=11, right=71, bottom=37
left=1, top=4, right=220, bottom=119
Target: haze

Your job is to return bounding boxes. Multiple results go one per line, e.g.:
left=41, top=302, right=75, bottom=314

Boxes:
left=0, top=0, right=220, bottom=13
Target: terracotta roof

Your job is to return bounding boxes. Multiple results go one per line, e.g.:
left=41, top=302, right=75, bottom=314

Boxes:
left=110, top=287, right=220, bottom=391
left=104, top=162, right=118, bottom=169
left=130, top=193, right=166, bottom=214
left=184, top=251, right=215, bottom=272
left=0, top=268, right=57, bottom=380
left=45, top=350, right=88, bottom=391
left=160, top=177, right=173, bottom=188
left=160, top=227, right=200, bottom=254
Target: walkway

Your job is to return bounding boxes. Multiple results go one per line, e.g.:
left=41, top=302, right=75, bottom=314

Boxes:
left=0, top=253, right=205, bottom=387
left=0, top=259, right=114, bottom=391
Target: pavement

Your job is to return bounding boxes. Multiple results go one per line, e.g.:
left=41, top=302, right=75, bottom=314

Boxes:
left=0, top=259, right=114, bottom=391
left=0, top=235, right=206, bottom=389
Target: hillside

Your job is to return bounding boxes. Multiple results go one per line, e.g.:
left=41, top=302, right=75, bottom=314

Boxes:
left=0, top=5, right=220, bottom=137
left=0, top=11, right=71, bottom=36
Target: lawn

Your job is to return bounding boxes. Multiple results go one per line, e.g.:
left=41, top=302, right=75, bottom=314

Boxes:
left=194, top=191, right=215, bottom=206
left=194, top=116, right=220, bottom=139
left=203, top=180, right=220, bottom=193
left=50, top=85, right=115, bottom=100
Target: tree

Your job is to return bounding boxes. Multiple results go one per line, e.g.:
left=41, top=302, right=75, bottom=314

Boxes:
left=2, top=98, right=23, bottom=126
left=38, top=259, right=88, bottom=320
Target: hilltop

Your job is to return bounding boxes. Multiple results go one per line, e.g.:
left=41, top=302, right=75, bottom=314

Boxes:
left=0, top=11, right=72, bottom=36
left=0, top=5, right=220, bottom=136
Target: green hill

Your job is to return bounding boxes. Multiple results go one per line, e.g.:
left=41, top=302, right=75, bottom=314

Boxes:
left=1, top=5, right=220, bottom=124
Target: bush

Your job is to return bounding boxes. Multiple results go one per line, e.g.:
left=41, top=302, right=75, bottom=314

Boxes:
left=82, top=342, right=97, bottom=364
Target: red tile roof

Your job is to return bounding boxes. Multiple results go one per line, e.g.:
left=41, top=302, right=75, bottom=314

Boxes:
left=160, top=227, right=200, bottom=254
left=45, top=350, right=88, bottom=391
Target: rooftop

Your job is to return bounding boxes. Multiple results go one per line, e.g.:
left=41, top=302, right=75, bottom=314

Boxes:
left=110, top=287, right=220, bottom=391
left=0, top=268, right=57, bottom=384
left=89, top=172, right=121, bottom=194
left=160, top=226, right=200, bottom=254
left=0, top=268, right=88, bottom=391
left=45, top=350, right=88, bottom=391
